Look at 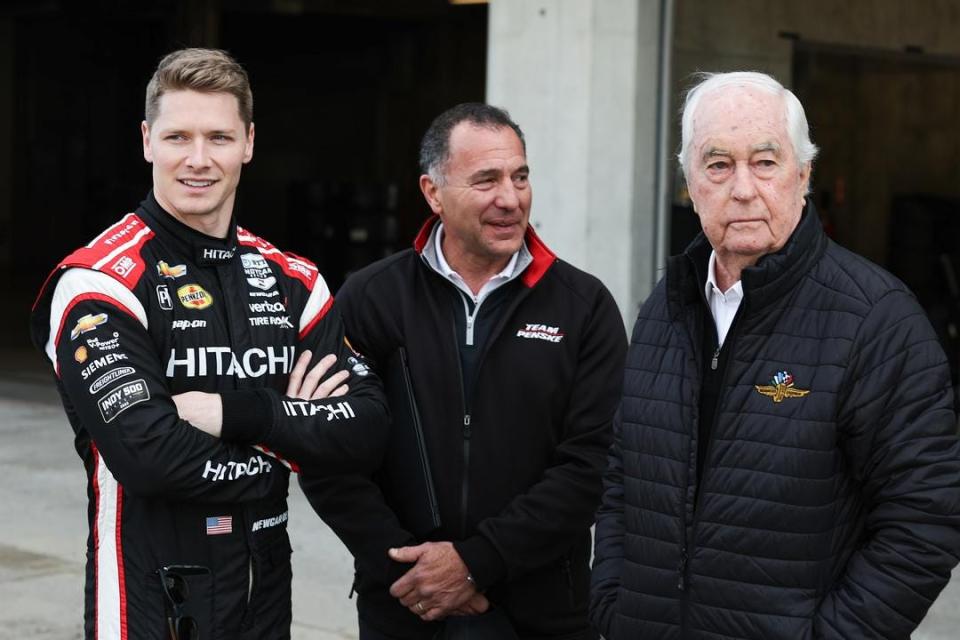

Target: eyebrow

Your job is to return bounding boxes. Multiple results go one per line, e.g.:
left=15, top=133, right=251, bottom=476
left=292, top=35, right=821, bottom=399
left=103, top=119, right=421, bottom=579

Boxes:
left=751, top=141, right=781, bottom=154
left=702, top=147, right=731, bottom=162
left=468, top=165, right=529, bottom=182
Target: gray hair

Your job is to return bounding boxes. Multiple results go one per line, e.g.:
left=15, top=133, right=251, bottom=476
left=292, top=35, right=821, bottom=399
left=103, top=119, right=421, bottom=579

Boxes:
left=677, top=71, right=818, bottom=180
left=419, top=103, right=525, bottom=186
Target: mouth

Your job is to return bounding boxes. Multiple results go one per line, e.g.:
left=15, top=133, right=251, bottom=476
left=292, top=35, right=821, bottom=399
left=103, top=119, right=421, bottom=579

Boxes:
left=178, top=178, right=217, bottom=189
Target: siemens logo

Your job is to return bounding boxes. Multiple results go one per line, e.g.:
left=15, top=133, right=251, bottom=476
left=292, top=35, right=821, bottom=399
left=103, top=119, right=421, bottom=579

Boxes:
left=166, top=346, right=296, bottom=378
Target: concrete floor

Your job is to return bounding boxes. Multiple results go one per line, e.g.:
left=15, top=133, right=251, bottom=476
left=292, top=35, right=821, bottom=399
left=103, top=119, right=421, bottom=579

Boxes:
left=1, top=346, right=959, bottom=640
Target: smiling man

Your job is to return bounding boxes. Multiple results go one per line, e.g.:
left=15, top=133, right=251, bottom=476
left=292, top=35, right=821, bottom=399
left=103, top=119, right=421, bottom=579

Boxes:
left=300, top=103, right=627, bottom=639
left=590, top=71, right=960, bottom=640
left=29, top=48, right=388, bottom=639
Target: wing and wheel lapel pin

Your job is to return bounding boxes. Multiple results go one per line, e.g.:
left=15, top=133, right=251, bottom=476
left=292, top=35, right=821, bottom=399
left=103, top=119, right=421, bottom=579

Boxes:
left=755, top=370, right=810, bottom=403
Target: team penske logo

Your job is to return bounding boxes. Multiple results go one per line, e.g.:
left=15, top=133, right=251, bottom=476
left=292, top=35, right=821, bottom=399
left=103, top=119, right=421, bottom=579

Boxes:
left=177, top=284, right=213, bottom=310
left=516, top=323, right=565, bottom=343
left=71, top=313, right=108, bottom=340
left=755, top=371, right=810, bottom=403
left=157, top=260, right=187, bottom=279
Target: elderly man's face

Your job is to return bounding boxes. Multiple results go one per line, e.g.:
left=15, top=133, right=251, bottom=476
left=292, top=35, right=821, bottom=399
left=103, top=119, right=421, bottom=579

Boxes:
left=687, top=86, right=810, bottom=265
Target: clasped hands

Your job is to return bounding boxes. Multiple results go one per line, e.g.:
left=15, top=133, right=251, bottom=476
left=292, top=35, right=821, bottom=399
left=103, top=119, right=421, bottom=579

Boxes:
left=173, top=350, right=349, bottom=436
left=388, top=541, right=488, bottom=621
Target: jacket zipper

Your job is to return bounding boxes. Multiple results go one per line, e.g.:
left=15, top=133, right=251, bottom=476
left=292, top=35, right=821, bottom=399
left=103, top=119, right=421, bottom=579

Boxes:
left=681, top=306, right=745, bottom=596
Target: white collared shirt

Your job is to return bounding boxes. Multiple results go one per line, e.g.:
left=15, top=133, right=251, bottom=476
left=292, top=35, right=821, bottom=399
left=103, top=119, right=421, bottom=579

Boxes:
left=426, top=222, right=529, bottom=306
left=705, top=251, right=743, bottom=347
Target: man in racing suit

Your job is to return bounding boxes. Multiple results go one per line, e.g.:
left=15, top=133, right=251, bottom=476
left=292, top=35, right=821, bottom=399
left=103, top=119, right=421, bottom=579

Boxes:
left=29, top=48, right=388, bottom=639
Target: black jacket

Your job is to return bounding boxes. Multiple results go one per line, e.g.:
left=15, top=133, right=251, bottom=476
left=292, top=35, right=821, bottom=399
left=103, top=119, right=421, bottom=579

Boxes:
left=590, top=205, right=960, bottom=639
left=30, top=193, right=388, bottom=640
left=301, top=217, right=626, bottom=639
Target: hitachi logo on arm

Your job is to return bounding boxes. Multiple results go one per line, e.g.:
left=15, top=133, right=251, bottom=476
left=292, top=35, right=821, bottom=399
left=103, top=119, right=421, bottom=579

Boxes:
left=166, top=346, right=296, bottom=378
left=282, top=400, right=356, bottom=420
left=202, top=455, right=273, bottom=481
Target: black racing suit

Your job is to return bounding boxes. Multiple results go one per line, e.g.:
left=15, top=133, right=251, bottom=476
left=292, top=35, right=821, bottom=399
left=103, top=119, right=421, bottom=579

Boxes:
left=29, top=192, right=388, bottom=640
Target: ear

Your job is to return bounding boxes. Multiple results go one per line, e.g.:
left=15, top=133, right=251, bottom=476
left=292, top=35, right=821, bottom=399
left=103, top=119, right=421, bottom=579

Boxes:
left=419, top=174, right=443, bottom=215
left=799, top=162, right=811, bottom=191
left=141, top=121, right=153, bottom=163
left=243, top=122, right=255, bottom=164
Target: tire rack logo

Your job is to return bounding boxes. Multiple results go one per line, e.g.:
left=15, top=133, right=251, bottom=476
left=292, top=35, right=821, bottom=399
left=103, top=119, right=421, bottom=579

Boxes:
left=177, top=284, right=213, bottom=310
left=157, top=260, right=187, bottom=279
left=71, top=313, right=108, bottom=340
left=97, top=378, right=150, bottom=423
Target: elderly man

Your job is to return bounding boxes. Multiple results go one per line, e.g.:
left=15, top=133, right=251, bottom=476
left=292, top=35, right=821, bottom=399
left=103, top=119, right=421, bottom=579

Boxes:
left=301, top=103, right=626, bottom=639
left=590, top=71, right=960, bottom=640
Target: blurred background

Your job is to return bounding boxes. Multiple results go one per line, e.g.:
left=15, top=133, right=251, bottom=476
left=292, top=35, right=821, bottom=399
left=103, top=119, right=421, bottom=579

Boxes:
left=0, top=0, right=957, bottom=391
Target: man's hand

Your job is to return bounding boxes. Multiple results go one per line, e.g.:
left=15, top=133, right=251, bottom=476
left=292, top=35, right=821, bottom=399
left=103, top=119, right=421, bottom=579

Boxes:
left=287, top=350, right=350, bottom=399
left=388, top=541, right=477, bottom=621
left=172, top=391, right=223, bottom=437
left=174, top=351, right=349, bottom=438
left=451, top=592, right=490, bottom=616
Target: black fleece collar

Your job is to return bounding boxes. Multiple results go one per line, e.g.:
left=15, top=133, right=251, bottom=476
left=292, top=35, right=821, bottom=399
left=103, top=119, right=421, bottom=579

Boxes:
left=668, top=201, right=828, bottom=316
left=138, top=191, right=239, bottom=266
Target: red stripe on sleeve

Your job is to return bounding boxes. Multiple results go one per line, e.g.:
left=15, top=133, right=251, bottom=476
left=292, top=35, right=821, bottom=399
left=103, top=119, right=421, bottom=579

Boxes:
left=298, top=295, right=334, bottom=341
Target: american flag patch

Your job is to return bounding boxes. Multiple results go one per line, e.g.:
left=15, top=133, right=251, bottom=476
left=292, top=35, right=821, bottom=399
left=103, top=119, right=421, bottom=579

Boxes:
left=206, top=516, right=232, bottom=535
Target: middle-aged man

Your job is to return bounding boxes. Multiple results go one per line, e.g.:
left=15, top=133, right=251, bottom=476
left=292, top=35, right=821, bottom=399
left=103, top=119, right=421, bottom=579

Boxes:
left=301, top=103, right=627, bottom=639
left=590, top=70, right=960, bottom=640
left=29, top=48, right=387, bottom=639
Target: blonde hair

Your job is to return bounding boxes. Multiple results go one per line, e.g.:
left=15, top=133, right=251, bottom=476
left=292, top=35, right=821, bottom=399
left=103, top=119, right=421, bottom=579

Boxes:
left=144, top=48, right=253, bottom=127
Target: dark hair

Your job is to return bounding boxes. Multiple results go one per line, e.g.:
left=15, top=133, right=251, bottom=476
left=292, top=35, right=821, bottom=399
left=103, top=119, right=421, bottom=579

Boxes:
left=419, top=103, right=525, bottom=184
left=145, top=48, right=253, bottom=127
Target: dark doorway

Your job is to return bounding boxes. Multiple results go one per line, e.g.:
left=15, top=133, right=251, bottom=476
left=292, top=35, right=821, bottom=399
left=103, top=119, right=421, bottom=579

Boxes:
left=2, top=0, right=487, bottom=347
left=793, top=41, right=960, bottom=390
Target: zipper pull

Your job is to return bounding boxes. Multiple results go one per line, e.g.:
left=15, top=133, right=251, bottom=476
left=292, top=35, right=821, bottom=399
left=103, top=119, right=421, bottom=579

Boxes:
left=677, top=548, right=688, bottom=591
left=463, top=414, right=472, bottom=438
left=710, top=346, right=720, bottom=371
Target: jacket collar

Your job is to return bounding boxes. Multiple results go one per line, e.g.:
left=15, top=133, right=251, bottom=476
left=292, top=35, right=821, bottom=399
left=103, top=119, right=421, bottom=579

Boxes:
left=669, top=200, right=828, bottom=315
left=138, top=191, right=239, bottom=266
left=413, top=214, right=557, bottom=288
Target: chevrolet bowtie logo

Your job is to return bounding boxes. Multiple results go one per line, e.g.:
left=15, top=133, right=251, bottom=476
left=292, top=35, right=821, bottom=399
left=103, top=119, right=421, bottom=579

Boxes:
left=755, top=370, right=810, bottom=403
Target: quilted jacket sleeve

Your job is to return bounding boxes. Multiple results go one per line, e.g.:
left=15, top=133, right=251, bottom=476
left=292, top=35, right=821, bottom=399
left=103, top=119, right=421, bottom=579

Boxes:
left=816, top=289, right=960, bottom=639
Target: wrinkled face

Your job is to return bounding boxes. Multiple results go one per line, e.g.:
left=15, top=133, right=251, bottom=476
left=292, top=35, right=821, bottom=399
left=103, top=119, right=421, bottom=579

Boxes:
left=420, top=123, right=531, bottom=270
left=142, top=90, right=254, bottom=228
left=687, top=86, right=810, bottom=264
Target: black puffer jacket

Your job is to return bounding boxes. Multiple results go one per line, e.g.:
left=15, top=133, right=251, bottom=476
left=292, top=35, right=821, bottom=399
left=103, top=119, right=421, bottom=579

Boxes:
left=590, top=205, right=960, bottom=639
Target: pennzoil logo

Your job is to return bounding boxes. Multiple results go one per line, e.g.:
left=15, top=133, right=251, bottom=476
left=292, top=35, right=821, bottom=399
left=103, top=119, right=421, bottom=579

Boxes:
left=71, top=313, right=108, bottom=340
left=755, top=371, right=810, bottom=403
left=157, top=260, right=187, bottom=279
left=177, top=284, right=213, bottom=310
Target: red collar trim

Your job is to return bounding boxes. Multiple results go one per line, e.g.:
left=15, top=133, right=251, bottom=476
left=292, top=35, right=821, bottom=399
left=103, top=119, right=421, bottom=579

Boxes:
left=412, top=215, right=557, bottom=288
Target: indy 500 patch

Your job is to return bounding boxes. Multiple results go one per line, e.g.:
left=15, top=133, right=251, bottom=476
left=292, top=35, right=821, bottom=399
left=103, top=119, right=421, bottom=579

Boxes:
left=98, top=379, right=150, bottom=423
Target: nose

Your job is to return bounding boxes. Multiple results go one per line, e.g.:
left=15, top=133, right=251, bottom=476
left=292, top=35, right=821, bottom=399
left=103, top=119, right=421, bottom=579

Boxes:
left=494, top=177, right=520, bottom=211
left=730, top=162, right=757, bottom=202
left=185, top=139, right=211, bottom=169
